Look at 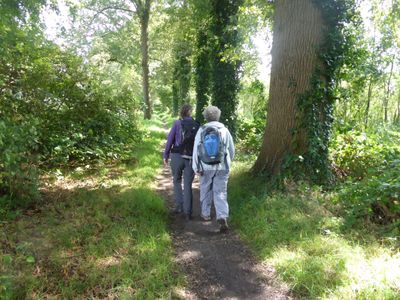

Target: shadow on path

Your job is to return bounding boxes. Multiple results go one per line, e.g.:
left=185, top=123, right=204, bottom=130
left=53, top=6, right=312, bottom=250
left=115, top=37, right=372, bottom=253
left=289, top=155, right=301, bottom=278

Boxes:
left=155, top=166, right=293, bottom=300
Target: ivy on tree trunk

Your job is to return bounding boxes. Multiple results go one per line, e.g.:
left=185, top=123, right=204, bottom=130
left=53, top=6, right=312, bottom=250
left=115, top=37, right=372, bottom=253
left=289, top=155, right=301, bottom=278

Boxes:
left=253, top=0, right=357, bottom=184
left=209, top=0, right=242, bottom=137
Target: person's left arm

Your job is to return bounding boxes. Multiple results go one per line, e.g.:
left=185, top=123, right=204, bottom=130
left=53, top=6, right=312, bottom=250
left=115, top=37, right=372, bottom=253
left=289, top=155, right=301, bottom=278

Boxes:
left=226, top=129, right=235, bottom=161
left=163, top=121, right=179, bottom=165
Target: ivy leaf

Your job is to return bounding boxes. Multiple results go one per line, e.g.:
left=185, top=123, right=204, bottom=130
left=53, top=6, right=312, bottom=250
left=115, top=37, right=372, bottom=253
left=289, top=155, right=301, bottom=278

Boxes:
left=26, top=256, right=35, bottom=264
left=2, top=255, right=13, bottom=265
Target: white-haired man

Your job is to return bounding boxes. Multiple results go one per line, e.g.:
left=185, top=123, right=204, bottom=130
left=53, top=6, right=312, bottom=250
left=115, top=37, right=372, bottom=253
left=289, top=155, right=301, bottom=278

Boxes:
left=192, top=106, right=235, bottom=233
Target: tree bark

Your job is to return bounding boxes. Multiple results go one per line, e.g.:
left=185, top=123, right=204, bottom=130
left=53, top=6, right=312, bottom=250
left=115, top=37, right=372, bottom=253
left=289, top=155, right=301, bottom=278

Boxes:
left=138, top=0, right=152, bottom=119
left=253, top=0, right=324, bottom=174
left=395, top=92, right=400, bottom=124
left=365, top=78, right=372, bottom=128
left=383, top=58, right=394, bottom=123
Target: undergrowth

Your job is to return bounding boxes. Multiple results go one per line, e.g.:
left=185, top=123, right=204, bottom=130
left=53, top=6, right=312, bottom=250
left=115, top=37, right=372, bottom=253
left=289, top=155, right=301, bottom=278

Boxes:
left=0, top=115, right=181, bottom=299
left=229, top=160, right=399, bottom=299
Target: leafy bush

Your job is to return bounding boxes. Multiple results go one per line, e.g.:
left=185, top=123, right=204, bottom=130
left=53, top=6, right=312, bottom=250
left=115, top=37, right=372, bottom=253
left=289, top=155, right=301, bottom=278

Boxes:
left=330, top=131, right=388, bottom=179
left=330, top=128, right=400, bottom=223
left=0, top=19, right=142, bottom=215
left=336, top=159, right=400, bottom=224
left=236, top=118, right=265, bottom=154
left=0, top=118, right=40, bottom=215
left=236, top=80, right=267, bottom=154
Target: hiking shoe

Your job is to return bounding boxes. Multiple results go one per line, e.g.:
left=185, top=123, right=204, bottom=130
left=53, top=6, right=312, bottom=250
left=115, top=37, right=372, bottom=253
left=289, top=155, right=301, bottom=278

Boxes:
left=184, top=214, right=192, bottom=221
left=218, top=218, right=229, bottom=233
left=201, top=214, right=211, bottom=221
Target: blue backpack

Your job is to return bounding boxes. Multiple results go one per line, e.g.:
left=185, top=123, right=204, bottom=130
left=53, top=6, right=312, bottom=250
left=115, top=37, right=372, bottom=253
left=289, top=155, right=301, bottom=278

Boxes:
left=198, top=125, right=225, bottom=165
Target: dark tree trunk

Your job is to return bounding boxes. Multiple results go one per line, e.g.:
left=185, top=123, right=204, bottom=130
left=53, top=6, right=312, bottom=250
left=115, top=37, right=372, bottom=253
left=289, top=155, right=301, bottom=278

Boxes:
left=138, top=0, right=152, bottom=119
left=253, top=0, right=324, bottom=174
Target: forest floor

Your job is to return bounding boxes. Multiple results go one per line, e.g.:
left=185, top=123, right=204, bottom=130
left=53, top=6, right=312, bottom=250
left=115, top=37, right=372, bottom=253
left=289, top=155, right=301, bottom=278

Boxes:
left=155, top=161, right=292, bottom=299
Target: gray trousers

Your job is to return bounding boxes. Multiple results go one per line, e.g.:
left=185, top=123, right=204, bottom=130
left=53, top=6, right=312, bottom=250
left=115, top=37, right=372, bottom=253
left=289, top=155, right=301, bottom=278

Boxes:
left=200, top=170, right=229, bottom=220
left=170, top=153, right=194, bottom=215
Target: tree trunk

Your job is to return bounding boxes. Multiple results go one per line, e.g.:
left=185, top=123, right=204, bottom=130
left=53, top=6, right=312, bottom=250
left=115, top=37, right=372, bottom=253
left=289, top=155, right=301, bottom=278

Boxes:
left=139, top=0, right=152, bottom=119
left=253, top=0, right=324, bottom=174
left=383, top=58, right=394, bottom=123
left=210, top=0, right=242, bottom=138
left=395, top=93, right=400, bottom=124
left=365, top=78, right=372, bottom=128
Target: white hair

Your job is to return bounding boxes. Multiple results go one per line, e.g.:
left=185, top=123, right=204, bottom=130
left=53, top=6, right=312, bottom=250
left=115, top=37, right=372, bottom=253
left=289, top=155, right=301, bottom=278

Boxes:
left=202, top=106, right=221, bottom=122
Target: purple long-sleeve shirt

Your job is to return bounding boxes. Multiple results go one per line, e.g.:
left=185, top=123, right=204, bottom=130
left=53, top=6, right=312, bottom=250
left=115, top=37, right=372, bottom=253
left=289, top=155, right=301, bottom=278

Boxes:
left=163, top=117, right=193, bottom=160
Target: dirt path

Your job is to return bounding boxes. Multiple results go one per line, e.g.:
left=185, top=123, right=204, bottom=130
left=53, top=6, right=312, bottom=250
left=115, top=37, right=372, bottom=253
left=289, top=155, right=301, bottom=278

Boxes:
left=155, top=165, right=293, bottom=300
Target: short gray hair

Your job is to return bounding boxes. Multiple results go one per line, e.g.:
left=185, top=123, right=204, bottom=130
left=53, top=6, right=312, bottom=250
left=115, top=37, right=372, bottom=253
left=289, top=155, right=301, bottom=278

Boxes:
left=202, top=106, right=221, bottom=122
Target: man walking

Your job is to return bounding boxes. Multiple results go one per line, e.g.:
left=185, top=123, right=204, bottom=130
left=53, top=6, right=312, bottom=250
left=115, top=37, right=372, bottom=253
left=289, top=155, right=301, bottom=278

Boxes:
left=192, top=106, right=235, bottom=232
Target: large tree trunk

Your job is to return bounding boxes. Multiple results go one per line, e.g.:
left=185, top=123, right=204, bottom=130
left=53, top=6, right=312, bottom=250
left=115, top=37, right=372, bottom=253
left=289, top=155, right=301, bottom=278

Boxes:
left=253, top=0, right=324, bottom=174
left=138, top=0, right=152, bottom=119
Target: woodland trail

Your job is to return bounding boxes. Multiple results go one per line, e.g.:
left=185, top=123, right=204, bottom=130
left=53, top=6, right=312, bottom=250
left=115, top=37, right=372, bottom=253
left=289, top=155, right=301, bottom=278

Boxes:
left=154, top=165, right=293, bottom=300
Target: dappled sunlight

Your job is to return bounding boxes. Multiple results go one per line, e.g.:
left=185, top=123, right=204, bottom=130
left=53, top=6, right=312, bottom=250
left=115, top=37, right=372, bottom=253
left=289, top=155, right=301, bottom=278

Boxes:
left=340, top=247, right=400, bottom=297
left=0, top=119, right=179, bottom=298
left=95, top=255, right=123, bottom=268
left=268, top=236, right=347, bottom=298
left=176, top=250, right=202, bottom=263
left=147, top=124, right=169, bottom=134
left=266, top=227, right=400, bottom=299
left=229, top=165, right=400, bottom=298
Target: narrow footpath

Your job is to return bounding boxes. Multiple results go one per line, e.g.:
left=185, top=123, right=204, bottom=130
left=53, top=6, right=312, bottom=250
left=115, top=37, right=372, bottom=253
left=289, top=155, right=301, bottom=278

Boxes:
left=155, top=164, right=293, bottom=300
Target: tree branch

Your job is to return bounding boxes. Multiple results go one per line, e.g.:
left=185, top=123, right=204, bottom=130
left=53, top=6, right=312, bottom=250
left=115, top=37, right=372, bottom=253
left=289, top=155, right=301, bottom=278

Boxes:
left=89, top=5, right=136, bottom=26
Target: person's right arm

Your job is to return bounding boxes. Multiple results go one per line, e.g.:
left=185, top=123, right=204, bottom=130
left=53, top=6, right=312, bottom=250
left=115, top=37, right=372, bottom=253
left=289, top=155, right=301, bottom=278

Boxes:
left=192, top=128, right=202, bottom=173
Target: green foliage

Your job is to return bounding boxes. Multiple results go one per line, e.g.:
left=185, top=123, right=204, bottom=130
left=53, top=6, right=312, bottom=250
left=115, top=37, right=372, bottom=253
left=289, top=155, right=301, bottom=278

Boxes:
left=229, top=162, right=400, bottom=299
left=209, top=0, right=243, bottom=137
left=172, top=42, right=191, bottom=116
left=331, top=131, right=387, bottom=179
left=0, top=8, right=141, bottom=214
left=331, top=128, right=400, bottom=223
left=236, top=118, right=264, bottom=154
left=0, top=121, right=182, bottom=298
left=0, top=119, right=39, bottom=216
left=195, top=28, right=211, bottom=123
left=236, top=79, right=266, bottom=153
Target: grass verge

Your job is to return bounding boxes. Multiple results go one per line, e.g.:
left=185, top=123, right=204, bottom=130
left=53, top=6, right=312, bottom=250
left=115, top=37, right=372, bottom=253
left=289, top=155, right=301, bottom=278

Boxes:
left=229, top=161, right=400, bottom=299
left=0, top=116, right=181, bottom=299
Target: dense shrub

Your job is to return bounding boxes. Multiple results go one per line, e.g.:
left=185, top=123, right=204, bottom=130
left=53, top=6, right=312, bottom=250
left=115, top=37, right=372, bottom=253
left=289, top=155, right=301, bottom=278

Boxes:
left=330, top=131, right=388, bottom=179
left=0, top=119, right=40, bottom=215
left=0, top=21, right=141, bottom=215
left=330, top=128, right=400, bottom=223
left=236, top=80, right=267, bottom=154
left=236, top=118, right=265, bottom=154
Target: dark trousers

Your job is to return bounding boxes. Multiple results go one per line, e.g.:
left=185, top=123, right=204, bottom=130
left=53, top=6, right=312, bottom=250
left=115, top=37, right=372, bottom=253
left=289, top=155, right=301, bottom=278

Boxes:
left=170, top=153, right=194, bottom=215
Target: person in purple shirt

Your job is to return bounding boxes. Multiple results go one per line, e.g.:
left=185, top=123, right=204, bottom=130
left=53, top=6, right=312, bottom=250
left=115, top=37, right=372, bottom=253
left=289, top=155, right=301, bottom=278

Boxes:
left=163, top=104, right=199, bottom=221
